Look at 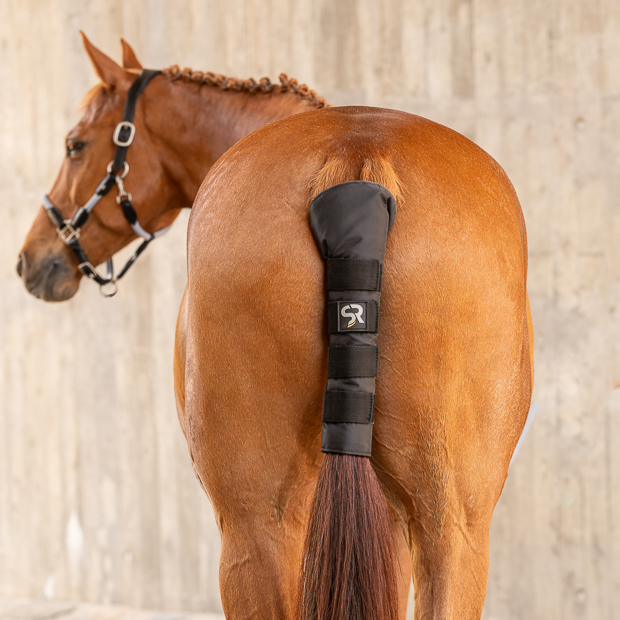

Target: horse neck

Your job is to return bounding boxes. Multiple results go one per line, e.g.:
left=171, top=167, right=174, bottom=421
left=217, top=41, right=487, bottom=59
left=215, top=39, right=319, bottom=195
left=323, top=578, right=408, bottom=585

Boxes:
left=147, top=80, right=317, bottom=208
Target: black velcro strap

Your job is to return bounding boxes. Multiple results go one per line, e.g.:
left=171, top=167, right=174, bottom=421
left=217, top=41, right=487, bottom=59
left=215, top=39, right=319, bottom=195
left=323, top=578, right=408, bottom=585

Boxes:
left=323, top=390, right=375, bottom=424
left=327, top=258, right=382, bottom=291
left=328, top=345, right=379, bottom=378
left=321, top=422, right=373, bottom=457
left=328, top=300, right=379, bottom=334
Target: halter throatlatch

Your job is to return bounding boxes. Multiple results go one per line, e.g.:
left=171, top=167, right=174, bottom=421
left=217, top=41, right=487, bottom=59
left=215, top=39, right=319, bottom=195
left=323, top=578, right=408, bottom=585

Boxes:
left=43, top=68, right=170, bottom=298
left=310, top=181, right=397, bottom=457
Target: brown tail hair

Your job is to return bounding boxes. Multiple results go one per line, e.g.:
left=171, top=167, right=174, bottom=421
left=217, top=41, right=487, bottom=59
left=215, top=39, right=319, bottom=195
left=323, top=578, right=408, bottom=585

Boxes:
left=299, top=153, right=402, bottom=620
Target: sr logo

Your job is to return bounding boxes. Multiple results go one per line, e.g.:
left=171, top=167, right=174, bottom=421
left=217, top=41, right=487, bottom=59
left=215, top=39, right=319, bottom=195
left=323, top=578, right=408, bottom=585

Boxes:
left=338, top=302, right=367, bottom=331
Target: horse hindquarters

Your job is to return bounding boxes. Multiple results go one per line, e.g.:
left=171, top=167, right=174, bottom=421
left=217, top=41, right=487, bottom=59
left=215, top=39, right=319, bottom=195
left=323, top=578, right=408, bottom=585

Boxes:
left=181, top=106, right=532, bottom=620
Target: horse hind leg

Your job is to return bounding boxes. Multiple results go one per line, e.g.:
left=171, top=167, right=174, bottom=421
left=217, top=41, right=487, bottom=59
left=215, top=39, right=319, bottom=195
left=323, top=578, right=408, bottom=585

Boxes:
left=216, top=503, right=308, bottom=620
left=373, top=307, right=531, bottom=619
left=374, top=390, right=529, bottom=620
left=409, top=504, right=492, bottom=619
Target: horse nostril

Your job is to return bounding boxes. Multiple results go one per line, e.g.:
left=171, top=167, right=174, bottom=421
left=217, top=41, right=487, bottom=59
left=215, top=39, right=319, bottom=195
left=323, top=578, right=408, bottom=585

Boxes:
left=16, top=253, right=24, bottom=278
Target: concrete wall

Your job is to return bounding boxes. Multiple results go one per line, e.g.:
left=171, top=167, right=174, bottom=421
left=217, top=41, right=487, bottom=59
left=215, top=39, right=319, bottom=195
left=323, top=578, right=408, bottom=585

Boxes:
left=1, top=0, right=619, bottom=618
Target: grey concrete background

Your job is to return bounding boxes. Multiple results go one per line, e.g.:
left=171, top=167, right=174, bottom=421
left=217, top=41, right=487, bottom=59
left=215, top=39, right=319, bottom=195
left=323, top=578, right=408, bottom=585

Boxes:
left=0, top=598, right=222, bottom=620
left=1, top=0, right=619, bottom=618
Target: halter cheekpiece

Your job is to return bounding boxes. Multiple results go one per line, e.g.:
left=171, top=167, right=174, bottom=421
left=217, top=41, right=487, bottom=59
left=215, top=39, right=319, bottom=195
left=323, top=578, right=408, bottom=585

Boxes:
left=43, top=69, right=169, bottom=298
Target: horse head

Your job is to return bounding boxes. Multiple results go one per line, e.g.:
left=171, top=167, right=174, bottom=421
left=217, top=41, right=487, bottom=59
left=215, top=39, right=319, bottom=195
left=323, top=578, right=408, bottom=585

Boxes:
left=17, top=33, right=181, bottom=301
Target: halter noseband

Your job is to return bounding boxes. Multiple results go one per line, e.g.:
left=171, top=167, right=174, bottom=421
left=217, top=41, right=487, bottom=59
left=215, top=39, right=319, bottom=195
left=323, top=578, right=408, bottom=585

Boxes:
left=43, top=69, right=170, bottom=298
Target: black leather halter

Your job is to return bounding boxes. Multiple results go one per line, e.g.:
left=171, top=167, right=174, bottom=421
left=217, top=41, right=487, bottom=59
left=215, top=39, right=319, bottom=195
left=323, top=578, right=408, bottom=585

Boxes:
left=43, top=69, right=169, bottom=297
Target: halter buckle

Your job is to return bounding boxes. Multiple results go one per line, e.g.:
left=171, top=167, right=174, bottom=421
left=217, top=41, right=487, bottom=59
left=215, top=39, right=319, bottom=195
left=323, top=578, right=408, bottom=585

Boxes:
left=78, top=260, right=98, bottom=280
left=58, top=221, right=80, bottom=245
left=113, top=121, right=136, bottom=147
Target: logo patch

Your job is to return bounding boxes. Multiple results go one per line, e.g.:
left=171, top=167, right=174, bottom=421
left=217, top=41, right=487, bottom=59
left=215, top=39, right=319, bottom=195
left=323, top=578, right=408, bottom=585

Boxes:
left=338, top=301, right=367, bottom=331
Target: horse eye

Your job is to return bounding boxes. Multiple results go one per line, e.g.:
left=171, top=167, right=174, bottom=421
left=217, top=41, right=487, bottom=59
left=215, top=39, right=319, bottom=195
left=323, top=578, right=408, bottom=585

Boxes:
left=66, top=141, right=85, bottom=157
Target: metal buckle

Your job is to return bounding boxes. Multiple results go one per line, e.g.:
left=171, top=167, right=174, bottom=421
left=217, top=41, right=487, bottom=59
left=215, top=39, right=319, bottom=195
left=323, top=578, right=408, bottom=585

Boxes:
left=58, top=221, right=80, bottom=244
left=78, top=260, right=98, bottom=279
left=113, top=121, right=136, bottom=147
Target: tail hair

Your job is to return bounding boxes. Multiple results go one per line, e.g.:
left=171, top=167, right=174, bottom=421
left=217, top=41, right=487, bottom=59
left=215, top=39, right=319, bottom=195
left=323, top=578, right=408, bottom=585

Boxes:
left=299, top=454, right=398, bottom=620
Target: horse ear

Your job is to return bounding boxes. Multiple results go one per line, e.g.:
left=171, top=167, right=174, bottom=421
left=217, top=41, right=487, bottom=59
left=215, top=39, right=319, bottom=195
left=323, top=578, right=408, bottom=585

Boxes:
left=80, top=31, right=131, bottom=89
left=120, top=39, right=143, bottom=71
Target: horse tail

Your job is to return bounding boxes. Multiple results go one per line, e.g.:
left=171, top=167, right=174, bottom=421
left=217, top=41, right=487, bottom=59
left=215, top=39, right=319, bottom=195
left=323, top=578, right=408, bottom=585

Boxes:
left=309, top=154, right=404, bottom=205
left=299, top=154, right=401, bottom=620
left=299, top=455, right=399, bottom=620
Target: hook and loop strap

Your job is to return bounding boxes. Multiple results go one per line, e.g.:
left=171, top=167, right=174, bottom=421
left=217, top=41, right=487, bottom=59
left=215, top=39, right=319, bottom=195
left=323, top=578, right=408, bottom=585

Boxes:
left=328, top=345, right=379, bottom=378
left=323, top=390, right=375, bottom=424
left=327, top=258, right=382, bottom=291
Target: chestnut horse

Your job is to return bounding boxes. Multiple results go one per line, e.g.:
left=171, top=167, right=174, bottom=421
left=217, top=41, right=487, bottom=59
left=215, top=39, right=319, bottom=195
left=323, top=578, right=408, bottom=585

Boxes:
left=17, top=34, right=534, bottom=620
left=17, top=33, right=325, bottom=301
left=178, top=107, right=534, bottom=620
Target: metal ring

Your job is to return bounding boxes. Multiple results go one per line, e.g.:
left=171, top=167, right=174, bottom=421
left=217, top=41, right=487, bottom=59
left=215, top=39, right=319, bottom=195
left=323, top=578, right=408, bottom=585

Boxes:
left=106, top=160, right=129, bottom=179
left=99, top=280, right=118, bottom=298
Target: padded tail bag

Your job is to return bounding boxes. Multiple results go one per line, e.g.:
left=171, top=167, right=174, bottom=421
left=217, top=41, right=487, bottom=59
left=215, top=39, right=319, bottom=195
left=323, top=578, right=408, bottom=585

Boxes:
left=310, top=181, right=397, bottom=457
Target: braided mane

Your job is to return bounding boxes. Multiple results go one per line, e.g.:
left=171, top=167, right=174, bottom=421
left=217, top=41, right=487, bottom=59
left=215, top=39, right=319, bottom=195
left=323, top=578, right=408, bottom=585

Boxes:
left=162, top=65, right=328, bottom=108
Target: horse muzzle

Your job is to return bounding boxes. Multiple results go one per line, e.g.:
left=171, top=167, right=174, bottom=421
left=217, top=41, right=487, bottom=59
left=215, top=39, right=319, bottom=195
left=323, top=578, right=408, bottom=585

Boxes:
left=17, top=250, right=81, bottom=302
